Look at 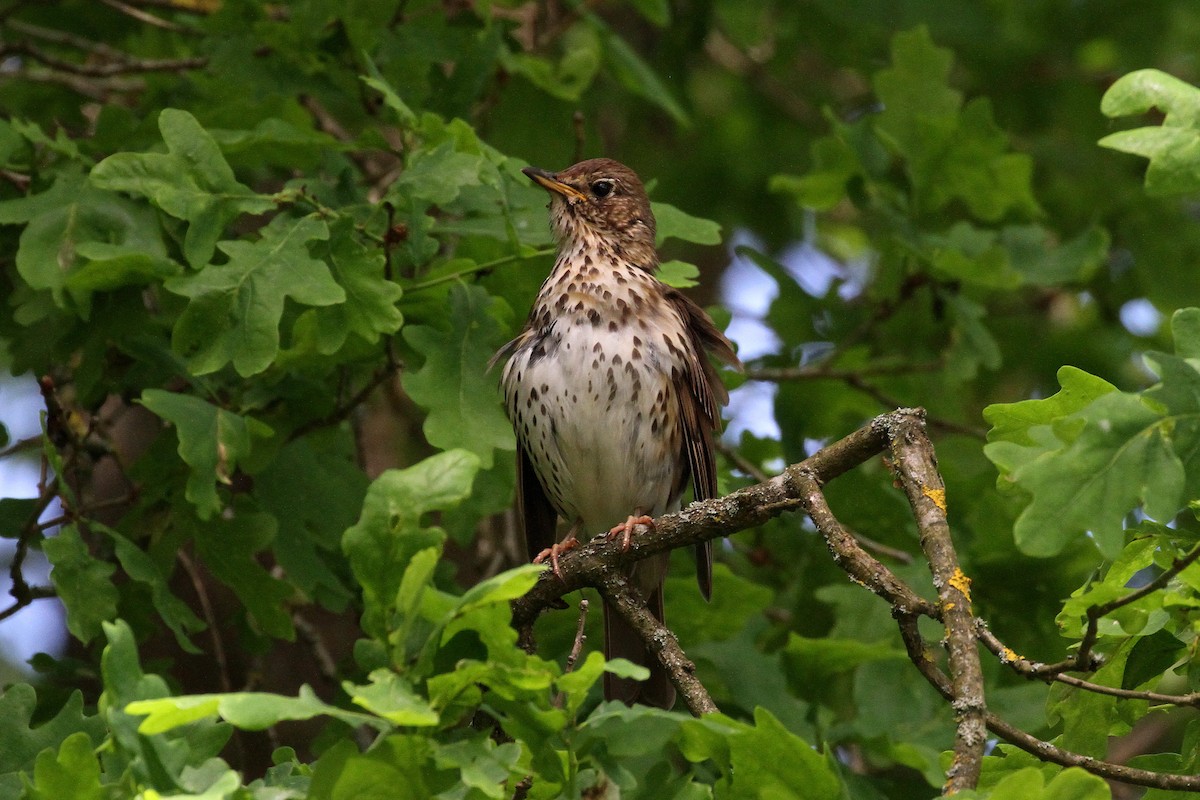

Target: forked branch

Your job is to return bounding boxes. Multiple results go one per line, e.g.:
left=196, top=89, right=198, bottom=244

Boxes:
left=510, top=408, right=1200, bottom=794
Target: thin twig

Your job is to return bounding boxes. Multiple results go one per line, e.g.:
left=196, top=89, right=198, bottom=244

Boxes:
left=288, top=358, right=402, bottom=441
left=744, top=365, right=986, bottom=439
left=407, top=248, right=556, bottom=292
left=564, top=598, right=590, bottom=675
left=897, top=614, right=1200, bottom=792
left=2, top=38, right=207, bottom=76
left=293, top=611, right=340, bottom=685
left=98, top=0, right=192, bottom=31
left=552, top=599, right=591, bottom=709
left=177, top=549, right=232, bottom=694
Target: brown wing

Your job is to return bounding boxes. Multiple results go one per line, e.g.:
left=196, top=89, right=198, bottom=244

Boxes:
left=517, top=445, right=559, bottom=563
left=665, top=289, right=741, bottom=601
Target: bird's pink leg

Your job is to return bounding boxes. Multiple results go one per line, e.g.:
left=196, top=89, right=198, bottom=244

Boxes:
left=533, top=523, right=581, bottom=579
left=607, top=511, right=655, bottom=551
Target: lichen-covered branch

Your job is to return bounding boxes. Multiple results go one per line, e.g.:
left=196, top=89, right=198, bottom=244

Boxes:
left=593, top=572, right=717, bottom=715
left=885, top=414, right=987, bottom=791
left=509, top=408, right=1200, bottom=793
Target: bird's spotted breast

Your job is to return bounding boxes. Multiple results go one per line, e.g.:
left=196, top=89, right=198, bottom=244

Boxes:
left=501, top=261, right=688, bottom=532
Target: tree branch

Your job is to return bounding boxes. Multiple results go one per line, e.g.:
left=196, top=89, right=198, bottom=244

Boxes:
left=509, top=408, right=1200, bottom=793
left=897, top=614, right=1200, bottom=792
left=593, top=571, right=717, bottom=715
left=886, top=414, right=987, bottom=791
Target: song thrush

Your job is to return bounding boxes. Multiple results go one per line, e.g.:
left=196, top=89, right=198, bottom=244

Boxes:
left=493, top=158, right=738, bottom=708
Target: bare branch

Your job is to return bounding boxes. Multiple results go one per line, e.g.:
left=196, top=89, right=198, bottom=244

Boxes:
left=887, top=415, right=987, bottom=791
left=509, top=408, right=1200, bottom=792
left=594, top=571, right=717, bottom=716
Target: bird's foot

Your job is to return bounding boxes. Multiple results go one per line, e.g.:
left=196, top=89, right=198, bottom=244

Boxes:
left=607, top=514, right=655, bottom=551
left=533, top=535, right=579, bottom=580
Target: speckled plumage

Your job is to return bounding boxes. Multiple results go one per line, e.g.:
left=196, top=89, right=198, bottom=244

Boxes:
left=494, top=158, right=738, bottom=708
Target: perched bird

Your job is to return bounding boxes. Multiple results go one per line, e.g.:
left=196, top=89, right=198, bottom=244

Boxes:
left=493, top=158, right=738, bottom=708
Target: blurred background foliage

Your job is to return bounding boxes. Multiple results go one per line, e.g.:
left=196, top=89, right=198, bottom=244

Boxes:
left=2, top=0, right=1200, bottom=797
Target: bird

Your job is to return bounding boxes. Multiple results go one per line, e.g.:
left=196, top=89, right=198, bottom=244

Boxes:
left=492, top=157, right=739, bottom=708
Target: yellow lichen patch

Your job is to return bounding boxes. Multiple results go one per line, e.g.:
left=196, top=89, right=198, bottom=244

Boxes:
left=948, top=568, right=972, bottom=601
left=923, top=485, right=947, bottom=512
left=1000, top=647, right=1020, bottom=663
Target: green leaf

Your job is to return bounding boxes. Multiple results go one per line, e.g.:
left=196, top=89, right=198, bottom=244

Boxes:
left=107, top=525, right=206, bottom=653
left=872, top=26, right=961, bottom=163
left=985, top=366, right=1117, bottom=447
left=727, top=707, right=844, bottom=799
left=432, top=738, right=523, bottom=800
left=1007, top=390, right=1181, bottom=558
left=166, top=214, right=344, bottom=376
left=1100, top=69, right=1200, bottom=195
left=592, top=17, right=689, bottom=125
left=345, top=670, right=439, bottom=726
left=0, top=169, right=172, bottom=312
left=771, top=134, right=861, bottom=211
left=668, top=563, right=774, bottom=646
left=0, top=686, right=104, bottom=798
left=1172, top=307, right=1200, bottom=359
left=254, top=436, right=365, bottom=609
left=395, top=141, right=486, bottom=206
left=44, top=524, right=119, bottom=643
left=22, top=731, right=105, bottom=800
left=987, top=313, right=1200, bottom=557
left=1003, top=225, right=1110, bottom=287
left=782, top=633, right=907, bottom=692
left=653, top=202, right=722, bottom=246
left=0, top=497, right=39, bottom=538
left=90, top=108, right=275, bottom=267
left=628, top=0, right=670, bottom=26
left=924, top=98, right=1039, bottom=222
left=342, top=449, right=481, bottom=640
left=1123, top=629, right=1185, bottom=690
left=501, top=23, right=602, bottom=102
left=188, top=510, right=295, bottom=639
left=299, top=218, right=402, bottom=353
left=127, top=685, right=385, bottom=734
left=452, top=564, right=544, bottom=617
left=309, top=735, right=436, bottom=800
left=969, top=766, right=1110, bottom=800
left=946, top=292, right=1002, bottom=376
left=657, top=260, right=699, bottom=288
left=873, top=29, right=1037, bottom=221
left=361, top=67, right=418, bottom=128
left=402, top=284, right=515, bottom=469
left=140, top=389, right=272, bottom=519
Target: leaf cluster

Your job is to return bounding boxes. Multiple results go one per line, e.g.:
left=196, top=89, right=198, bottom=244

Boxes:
left=2, top=2, right=1200, bottom=798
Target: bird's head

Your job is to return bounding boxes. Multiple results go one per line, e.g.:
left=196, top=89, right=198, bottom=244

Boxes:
left=522, top=158, right=657, bottom=268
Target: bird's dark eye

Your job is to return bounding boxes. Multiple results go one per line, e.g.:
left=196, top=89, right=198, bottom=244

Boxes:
left=591, top=179, right=614, bottom=198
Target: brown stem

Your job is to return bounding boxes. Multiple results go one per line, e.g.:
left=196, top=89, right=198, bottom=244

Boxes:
left=886, top=415, right=987, bottom=792
left=594, top=572, right=717, bottom=716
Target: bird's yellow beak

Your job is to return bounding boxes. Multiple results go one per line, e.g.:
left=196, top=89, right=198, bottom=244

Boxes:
left=523, top=166, right=588, bottom=202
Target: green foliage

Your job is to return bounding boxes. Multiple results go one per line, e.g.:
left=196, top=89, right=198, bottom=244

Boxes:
left=985, top=309, right=1200, bottom=557
left=1100, top=69, right=1200, bottom=196
left=3, top=2, right=1200, bottom=797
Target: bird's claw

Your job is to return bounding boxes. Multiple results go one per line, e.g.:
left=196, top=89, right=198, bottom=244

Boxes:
left=607, top=514, right=655, bottom=551
left=533, top=536, right=579, bottom=579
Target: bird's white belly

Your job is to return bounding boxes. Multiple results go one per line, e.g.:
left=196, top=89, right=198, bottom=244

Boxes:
left=508, top=321, right=684, bottom=534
